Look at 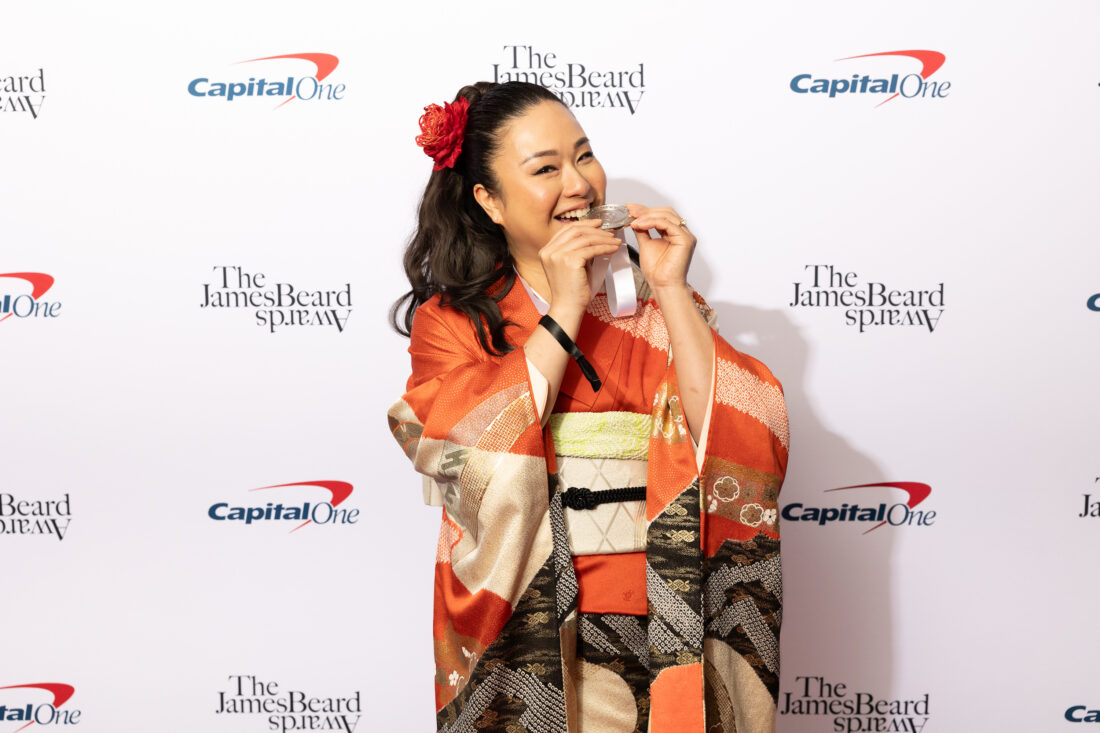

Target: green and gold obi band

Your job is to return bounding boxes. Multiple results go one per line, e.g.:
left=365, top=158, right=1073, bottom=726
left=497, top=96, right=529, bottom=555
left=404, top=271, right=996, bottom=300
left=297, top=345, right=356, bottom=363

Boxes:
left=548, top=411, right=652, bottom=460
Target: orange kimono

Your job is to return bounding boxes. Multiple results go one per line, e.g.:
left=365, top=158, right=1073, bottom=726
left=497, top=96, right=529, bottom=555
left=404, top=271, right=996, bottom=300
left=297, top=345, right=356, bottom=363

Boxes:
left=388, top=269, right=789, bottom=732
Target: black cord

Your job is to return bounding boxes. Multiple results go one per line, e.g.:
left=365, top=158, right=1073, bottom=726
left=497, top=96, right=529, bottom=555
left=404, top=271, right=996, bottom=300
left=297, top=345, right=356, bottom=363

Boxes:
left=562, top=486, right=647, bottom=510
left=538, top=314, right=601, bottom=392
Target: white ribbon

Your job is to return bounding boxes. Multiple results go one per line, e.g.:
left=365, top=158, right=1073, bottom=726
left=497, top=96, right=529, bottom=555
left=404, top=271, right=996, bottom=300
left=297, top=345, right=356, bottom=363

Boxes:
left=587, top=232, right=637, bottom=318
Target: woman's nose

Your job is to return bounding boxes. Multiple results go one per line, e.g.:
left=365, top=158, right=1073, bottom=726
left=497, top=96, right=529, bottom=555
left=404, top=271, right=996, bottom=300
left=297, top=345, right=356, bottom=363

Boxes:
left=561, top=163, right=591, bottom=198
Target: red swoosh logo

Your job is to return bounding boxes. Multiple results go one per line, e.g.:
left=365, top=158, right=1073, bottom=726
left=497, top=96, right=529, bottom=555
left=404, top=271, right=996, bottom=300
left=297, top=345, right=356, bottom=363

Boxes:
left=824, top=482, right=932, bottom=534
left=837, top=50, right=946, bottom=107
left=249, top=480, right=354, bottom=533
left=0, top=273, right=54, bottom=323
left=0, top=683, right=75, bottom=732
left=238, top=53, right=340, bottom=109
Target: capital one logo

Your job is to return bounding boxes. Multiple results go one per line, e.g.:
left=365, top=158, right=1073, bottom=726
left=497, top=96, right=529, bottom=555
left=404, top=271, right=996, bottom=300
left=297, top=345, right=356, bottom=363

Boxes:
left=790, top=50, right=950, bottom=107
left=1067, top=704, right=1100, bottom=723
left=0, top=683, right=80, bottom=731
left=782, top=482, right=936, bottom=533
left=187, top=53, right=344, bottom=109
left=0, top=273, right=60, bottom=323
left=208, top=480, right=359, bottom=532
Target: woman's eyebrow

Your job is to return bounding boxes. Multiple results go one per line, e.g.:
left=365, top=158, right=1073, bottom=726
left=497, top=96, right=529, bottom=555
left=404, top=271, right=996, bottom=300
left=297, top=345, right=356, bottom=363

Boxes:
left=522, top=138, right=591, bottom=165
left=522, top=149, right=557, bottom=164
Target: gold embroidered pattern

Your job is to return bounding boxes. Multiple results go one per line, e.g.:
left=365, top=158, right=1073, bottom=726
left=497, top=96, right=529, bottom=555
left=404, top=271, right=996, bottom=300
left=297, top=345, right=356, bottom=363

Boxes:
left=666, top=529, right=695, bottom=543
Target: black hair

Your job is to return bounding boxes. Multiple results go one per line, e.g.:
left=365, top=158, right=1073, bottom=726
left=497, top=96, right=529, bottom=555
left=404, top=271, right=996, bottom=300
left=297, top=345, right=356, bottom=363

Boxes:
left=390, top=81, right=564, bottom=355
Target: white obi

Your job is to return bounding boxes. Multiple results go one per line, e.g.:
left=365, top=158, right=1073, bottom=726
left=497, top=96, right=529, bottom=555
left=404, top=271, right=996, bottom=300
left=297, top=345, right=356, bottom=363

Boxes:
left=550, top=411, right=651, bottom=557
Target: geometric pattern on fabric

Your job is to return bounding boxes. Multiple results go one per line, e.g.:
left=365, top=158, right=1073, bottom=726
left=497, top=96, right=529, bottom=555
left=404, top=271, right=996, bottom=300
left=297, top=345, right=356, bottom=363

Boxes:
left=436, top=556, right=567, bottom=733
left=601, top=614, right=652, bottom=672
left=392, top=278, right=788, bottom=731
left=645, top=482, right=704, bottom=674
left=435, top=510, right=463, bottom=564
left=576, top=612, right=652, bottom=733
left=715, top=357, right=790, bottom=449
left=648, top=616, right=688, bottom=655
left=558, top=454, right=648, bottom=555
left=579, top=615, right=622, bottom=657
left=703, top=637, right=778, bottom=733
left=563, top=494, right=647, bottom=555
left=588, top=293, right=670, bottom=354
left=445, top=382, right=536, bottom=452
left=645, top=564, right=702, bottom=648
left=387, top=400, right=423, bottom=460
left=547, top=476, right=579, bottom=624
left=453, top=387, right=539, bottom=524
left=704, top=552, right=783, bottom=619
left=556, top=455, right=648, bottom=492
left=707, top=598, right=779, bottom=675
left=438, top=665, right=567, bottom=733
left=703, top=536, right=782, bottom=700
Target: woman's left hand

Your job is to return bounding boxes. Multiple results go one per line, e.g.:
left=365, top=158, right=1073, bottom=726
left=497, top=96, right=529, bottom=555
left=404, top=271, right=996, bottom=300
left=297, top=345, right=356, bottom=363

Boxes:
left=625, top=203, right=697, bottom=291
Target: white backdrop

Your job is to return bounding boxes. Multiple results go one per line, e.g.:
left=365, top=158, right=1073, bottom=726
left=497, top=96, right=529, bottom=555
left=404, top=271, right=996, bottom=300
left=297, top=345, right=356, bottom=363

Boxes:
left=3, top=1, right=1099, bottom=731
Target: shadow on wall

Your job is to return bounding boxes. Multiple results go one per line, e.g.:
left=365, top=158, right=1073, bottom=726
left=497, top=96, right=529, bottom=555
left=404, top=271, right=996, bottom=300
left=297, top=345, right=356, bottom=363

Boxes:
left=610, top=177, right=899, bottom=704
left=709, top=299, right=896, bottom=706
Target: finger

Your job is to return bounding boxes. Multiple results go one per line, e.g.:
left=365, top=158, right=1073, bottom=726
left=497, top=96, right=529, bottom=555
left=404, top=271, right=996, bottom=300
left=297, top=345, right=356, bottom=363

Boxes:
left=630, top=216, right=654, bottom=243
left=555, top=218, right=605, bottom=236
left=542, top=219, right=611, bottom=253
left=552, top=235, right=622, bottom=260
left=562, top=227, right=621, bottom=248
left=544, top=238, right=620, bottom=266
left=570, top=241, right=624, bottom=263
left=633, top=212, right=689, bottom=237
left=631, top=208, right=677, bottom=225
left=546, top=218, right=604, bottom=243
left=629, top=204, right=684, bottom=223
left=632, top=206, right=673, bottom=218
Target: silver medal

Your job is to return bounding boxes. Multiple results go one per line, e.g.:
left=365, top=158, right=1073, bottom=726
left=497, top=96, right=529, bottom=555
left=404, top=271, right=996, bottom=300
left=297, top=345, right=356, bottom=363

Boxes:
left=584, top=204, right=634, bottom=231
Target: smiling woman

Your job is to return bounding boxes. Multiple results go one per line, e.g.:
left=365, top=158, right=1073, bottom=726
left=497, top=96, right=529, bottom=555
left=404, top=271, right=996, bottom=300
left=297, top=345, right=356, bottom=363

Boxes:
left=387, top=81, right=790, bottom=733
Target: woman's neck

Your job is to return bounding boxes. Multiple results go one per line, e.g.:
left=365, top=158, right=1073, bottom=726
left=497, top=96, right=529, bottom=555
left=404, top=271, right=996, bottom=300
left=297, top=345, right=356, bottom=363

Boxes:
left=512, top=252, right=551, bottom=303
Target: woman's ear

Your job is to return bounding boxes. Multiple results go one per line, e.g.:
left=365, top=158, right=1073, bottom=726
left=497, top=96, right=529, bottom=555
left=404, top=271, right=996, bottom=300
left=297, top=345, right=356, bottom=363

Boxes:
left=473, top=184, right=503, bottom=226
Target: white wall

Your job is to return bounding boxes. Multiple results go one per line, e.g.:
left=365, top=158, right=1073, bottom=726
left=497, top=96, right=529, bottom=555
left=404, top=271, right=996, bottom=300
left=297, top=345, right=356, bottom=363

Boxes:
left=3, top=1, right=1099, bottom=730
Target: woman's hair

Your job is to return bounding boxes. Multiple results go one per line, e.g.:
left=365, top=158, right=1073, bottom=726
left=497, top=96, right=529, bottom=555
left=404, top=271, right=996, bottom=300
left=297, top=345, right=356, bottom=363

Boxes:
left=390, top=81, right=564, bottom=355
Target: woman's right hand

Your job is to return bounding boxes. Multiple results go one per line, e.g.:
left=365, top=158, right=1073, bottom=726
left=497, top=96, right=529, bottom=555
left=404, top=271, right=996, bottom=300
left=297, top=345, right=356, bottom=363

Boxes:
left=539, top=218, right=622, bottom=327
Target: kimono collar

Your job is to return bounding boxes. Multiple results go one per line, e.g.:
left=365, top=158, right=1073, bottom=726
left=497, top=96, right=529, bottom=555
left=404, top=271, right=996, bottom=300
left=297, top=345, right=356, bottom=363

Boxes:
left=513, top=268, right=550, bottom=316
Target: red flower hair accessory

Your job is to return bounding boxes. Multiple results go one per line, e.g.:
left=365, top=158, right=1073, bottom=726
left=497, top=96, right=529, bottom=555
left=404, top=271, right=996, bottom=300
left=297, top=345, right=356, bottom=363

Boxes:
left=416, top=97, right=470, bottom=171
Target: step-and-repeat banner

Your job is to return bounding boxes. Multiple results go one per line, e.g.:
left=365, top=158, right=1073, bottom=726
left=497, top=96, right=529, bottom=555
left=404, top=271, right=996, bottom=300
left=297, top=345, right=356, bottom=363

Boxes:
left=4, top=1, right=1099, bottom=730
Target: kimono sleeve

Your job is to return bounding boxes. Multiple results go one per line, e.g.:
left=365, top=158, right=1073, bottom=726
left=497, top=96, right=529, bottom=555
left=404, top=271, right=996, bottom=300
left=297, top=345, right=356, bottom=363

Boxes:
left=386, top=300, right=548, bottom=513
left=647, top=286, right=789, bottom=549
left=693, top=291, right=790, bottom=555
left=387, top=301, right=563, bottom=716
left=642, top=288, right=790, bottom=722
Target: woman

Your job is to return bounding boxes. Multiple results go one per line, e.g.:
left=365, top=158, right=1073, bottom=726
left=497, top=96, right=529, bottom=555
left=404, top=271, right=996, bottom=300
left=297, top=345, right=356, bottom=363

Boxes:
left=388, top=81, right=789, bottom=733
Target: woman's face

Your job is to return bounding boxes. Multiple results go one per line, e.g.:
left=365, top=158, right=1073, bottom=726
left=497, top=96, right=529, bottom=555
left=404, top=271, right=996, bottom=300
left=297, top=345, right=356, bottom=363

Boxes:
left=475, top=100, right=607, bottom=260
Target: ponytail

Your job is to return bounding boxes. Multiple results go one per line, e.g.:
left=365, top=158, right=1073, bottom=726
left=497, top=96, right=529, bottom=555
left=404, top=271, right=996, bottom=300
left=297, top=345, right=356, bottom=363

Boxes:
left=390, top=81, right=563, bottom=355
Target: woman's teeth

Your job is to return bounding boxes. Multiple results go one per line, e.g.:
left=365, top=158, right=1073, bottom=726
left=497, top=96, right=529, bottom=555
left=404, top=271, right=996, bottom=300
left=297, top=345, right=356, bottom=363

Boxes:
left=556, top=207, right=591, bottom=221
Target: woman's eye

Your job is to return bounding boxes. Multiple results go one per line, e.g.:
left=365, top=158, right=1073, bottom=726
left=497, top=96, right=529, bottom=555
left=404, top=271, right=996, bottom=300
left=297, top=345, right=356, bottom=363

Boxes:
left=535, top=165, right=556, bottom=175
left=578, top=151, right=594, bottom=162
